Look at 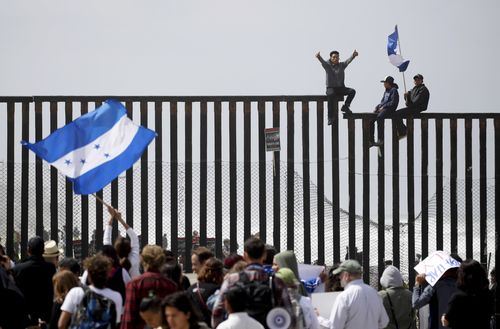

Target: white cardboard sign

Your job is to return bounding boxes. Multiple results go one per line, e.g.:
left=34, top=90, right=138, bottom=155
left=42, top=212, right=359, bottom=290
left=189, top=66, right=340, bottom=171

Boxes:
left=413, top=251, right=461, bottom=286
left=311, top=292, right=341, bottom=319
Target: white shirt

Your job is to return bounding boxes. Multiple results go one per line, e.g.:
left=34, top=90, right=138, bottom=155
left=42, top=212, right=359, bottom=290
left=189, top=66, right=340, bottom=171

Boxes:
left=61, top=285, right=123, bottom=323
left=328, top=279, right=389, bottom=329
left=300, top=296, right=320, bottom=329
left=104, top=224, right=141, bottom=278
left=217, top=312, right=265, bottom=329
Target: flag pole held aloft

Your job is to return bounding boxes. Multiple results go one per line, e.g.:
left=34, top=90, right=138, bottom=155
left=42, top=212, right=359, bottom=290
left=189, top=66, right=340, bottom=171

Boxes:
left=388, top=25, right=410, bottom=93
left=21, top=99, right=157, bottom=195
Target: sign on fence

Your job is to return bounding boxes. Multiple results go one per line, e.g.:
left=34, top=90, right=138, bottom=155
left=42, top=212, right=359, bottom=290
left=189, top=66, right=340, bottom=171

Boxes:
left=413, top=250, right=461, bottom=286
left=264, top=128, right=280, bottom=152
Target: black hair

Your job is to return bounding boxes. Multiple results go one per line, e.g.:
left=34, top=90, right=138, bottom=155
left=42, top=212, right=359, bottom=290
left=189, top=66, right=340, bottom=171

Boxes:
left=101, top=245, right=120, bottom=267
left=140, top=294, right=163, bottom=313
left=28, top=236, right=44, bottom=257
left=164, top=249, right=176, bottom=263
left=192, top=247, right=214, bottom=265
left=457, top=259, right=489, bottom=294
left=330, top=50, right=339, bottom=57
left=224, top=285, right=248, bottom=313
left=162, top=292, right=202, bottom=327
left=264, top=245, right=276, bottom=266
left=58, top=257, right=81, bottom=276
left=160, top=261, right=182, bottom=290
left=244, top=237, right=265, bottom=260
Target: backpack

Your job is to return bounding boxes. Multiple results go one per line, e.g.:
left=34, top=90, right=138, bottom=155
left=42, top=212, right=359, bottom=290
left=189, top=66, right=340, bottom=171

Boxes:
left=70, top=287, right=117, bottom=329
left=288, top=289, right=305, bottom=329
left=236, top=270, right=274, bottom=328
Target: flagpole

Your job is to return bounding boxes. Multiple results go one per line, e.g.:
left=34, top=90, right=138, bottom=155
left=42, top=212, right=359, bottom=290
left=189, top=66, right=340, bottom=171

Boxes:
left=92, top=193, right=112, bottom=208
left=396, top=25, right=408, bottom=94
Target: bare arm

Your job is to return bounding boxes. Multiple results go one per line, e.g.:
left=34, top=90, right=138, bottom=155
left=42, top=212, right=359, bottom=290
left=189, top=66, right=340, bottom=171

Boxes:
left=103, top=205, right=114, bottom=245
left=58, top=311, right=72, bottom=329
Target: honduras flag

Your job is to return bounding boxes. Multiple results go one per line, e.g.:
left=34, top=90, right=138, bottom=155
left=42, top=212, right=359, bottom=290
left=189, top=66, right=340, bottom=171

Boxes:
left=388, top=25, right=410, bottom=72
left=21, top=99, right=156, bottom=195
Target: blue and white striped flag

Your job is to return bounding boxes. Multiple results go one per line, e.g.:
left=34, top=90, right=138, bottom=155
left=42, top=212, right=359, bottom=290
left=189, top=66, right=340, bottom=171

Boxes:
left=21, top=99, right=156, bottom=195
left=388, top=25, right=410, bottom=72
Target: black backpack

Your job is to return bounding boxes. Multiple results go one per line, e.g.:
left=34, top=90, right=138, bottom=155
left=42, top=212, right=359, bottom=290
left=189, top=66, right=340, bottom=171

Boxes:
left=236, top=270, right=274, bottom=328
left=69, top=287, right=117, bottom=329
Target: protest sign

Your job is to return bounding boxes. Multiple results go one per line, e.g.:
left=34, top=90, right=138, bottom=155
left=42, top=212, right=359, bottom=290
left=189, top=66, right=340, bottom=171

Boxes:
left=311, top=292, right=340, bottom=318
left=413, top=250, right=461, bottom=286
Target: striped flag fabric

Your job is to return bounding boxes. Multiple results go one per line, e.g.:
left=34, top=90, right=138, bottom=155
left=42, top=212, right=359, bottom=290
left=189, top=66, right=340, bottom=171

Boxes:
left=21, top=99, right=156, bottom=195
left=388, top=25, right=410, bottom=72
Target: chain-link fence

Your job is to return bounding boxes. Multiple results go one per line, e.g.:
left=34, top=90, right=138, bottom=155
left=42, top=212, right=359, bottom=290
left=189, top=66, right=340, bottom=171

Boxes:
left=0, top=160, right=495, bottom=284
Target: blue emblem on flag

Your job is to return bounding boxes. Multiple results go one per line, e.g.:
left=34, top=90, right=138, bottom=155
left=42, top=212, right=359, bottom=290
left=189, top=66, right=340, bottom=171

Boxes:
left=388, top=25, right=410, bottom=72
left=21, top=99, right=156, bottom=195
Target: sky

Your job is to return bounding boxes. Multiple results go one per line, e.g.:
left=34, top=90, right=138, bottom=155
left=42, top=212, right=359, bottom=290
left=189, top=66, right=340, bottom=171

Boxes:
left=1, top=0, right=499, bottom=111
left=0, top=0, right=499, bottom=227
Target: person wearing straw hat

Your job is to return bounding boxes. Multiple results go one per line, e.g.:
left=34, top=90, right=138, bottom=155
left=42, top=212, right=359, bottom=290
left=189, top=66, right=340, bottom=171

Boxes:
left=327, top=259, right=388, bottom=329
left=43, top=240, right=62, bottom=267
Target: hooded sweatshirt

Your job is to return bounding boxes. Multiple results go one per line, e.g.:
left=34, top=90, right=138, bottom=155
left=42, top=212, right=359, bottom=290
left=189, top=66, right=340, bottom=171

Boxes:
left=378, top=266, right=415, bottom=329
left=274, top=251, right=308, bottom=296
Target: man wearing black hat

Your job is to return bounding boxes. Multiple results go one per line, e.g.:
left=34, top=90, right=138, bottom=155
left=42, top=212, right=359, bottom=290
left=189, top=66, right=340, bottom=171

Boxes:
left=369, top=76, right=400, bottom=147
left=13, top=236, right=56, bottom=325
left=394, top=74, right=430, bottom=138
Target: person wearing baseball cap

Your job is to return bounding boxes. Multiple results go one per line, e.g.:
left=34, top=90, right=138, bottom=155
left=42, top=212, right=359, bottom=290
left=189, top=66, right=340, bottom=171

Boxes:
left=393, top=73, right=430, bottom=139
left=369, top=76, right=400, bottom=147
left=328, top=259, right=389, bottom=329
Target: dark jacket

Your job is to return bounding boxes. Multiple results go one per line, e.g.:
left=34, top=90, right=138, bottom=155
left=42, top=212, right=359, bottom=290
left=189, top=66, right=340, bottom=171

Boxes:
left=405, top=84, right=430, bottom=111
left=13, top=255, right=56, bottom=324
left=0, top=267, right=30, bottom=329
left=377, top=86, right=400, bottom=112
left=413, top=276, right=457, bottom=329
left=188, top=281, right=220, bottom=326
left=445, top=288, right=494, bottom=329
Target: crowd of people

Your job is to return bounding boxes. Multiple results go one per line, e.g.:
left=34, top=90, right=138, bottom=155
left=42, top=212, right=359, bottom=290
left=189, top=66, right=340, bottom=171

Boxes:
left=0, top=205, right=496, bottom=329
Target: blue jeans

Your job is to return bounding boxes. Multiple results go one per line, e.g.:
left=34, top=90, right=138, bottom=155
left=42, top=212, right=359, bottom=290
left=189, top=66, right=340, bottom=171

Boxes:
left=370, top=107, right=396, bottom=142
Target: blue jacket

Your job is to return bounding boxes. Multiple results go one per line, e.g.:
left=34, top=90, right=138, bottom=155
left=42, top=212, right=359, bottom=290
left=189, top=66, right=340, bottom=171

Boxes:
left=377, top=86, right=399, bottom=112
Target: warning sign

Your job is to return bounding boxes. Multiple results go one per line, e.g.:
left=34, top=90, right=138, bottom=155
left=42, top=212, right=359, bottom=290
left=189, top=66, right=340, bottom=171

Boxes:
left=264, top=128, right=280, bottom=152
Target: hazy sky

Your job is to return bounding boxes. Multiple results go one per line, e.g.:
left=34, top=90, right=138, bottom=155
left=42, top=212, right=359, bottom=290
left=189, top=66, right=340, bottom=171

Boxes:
left=1, top=0, right=498, bottom=224
left=1, top=0, right=499, bottom=112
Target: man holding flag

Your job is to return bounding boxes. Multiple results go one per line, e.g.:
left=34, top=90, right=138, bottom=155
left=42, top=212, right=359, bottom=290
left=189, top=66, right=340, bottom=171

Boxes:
left=386, top=25, right=430, bottom=139
left=316, top=49, right=358, bottom=124
left=394, top=74, right=430, bottom=138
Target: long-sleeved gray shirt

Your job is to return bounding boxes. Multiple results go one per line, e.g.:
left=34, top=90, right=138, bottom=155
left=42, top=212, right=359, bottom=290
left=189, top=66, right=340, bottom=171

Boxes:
left=317, top=55, right=355, bottom=88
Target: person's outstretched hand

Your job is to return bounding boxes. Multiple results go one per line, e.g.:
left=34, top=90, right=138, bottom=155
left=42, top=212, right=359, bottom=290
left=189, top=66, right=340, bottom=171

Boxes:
left=353, top=49, right=359, bottom=57
left=415, top=273, right=426, bottom=286
left=315, top=51, right=321, bottom=58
